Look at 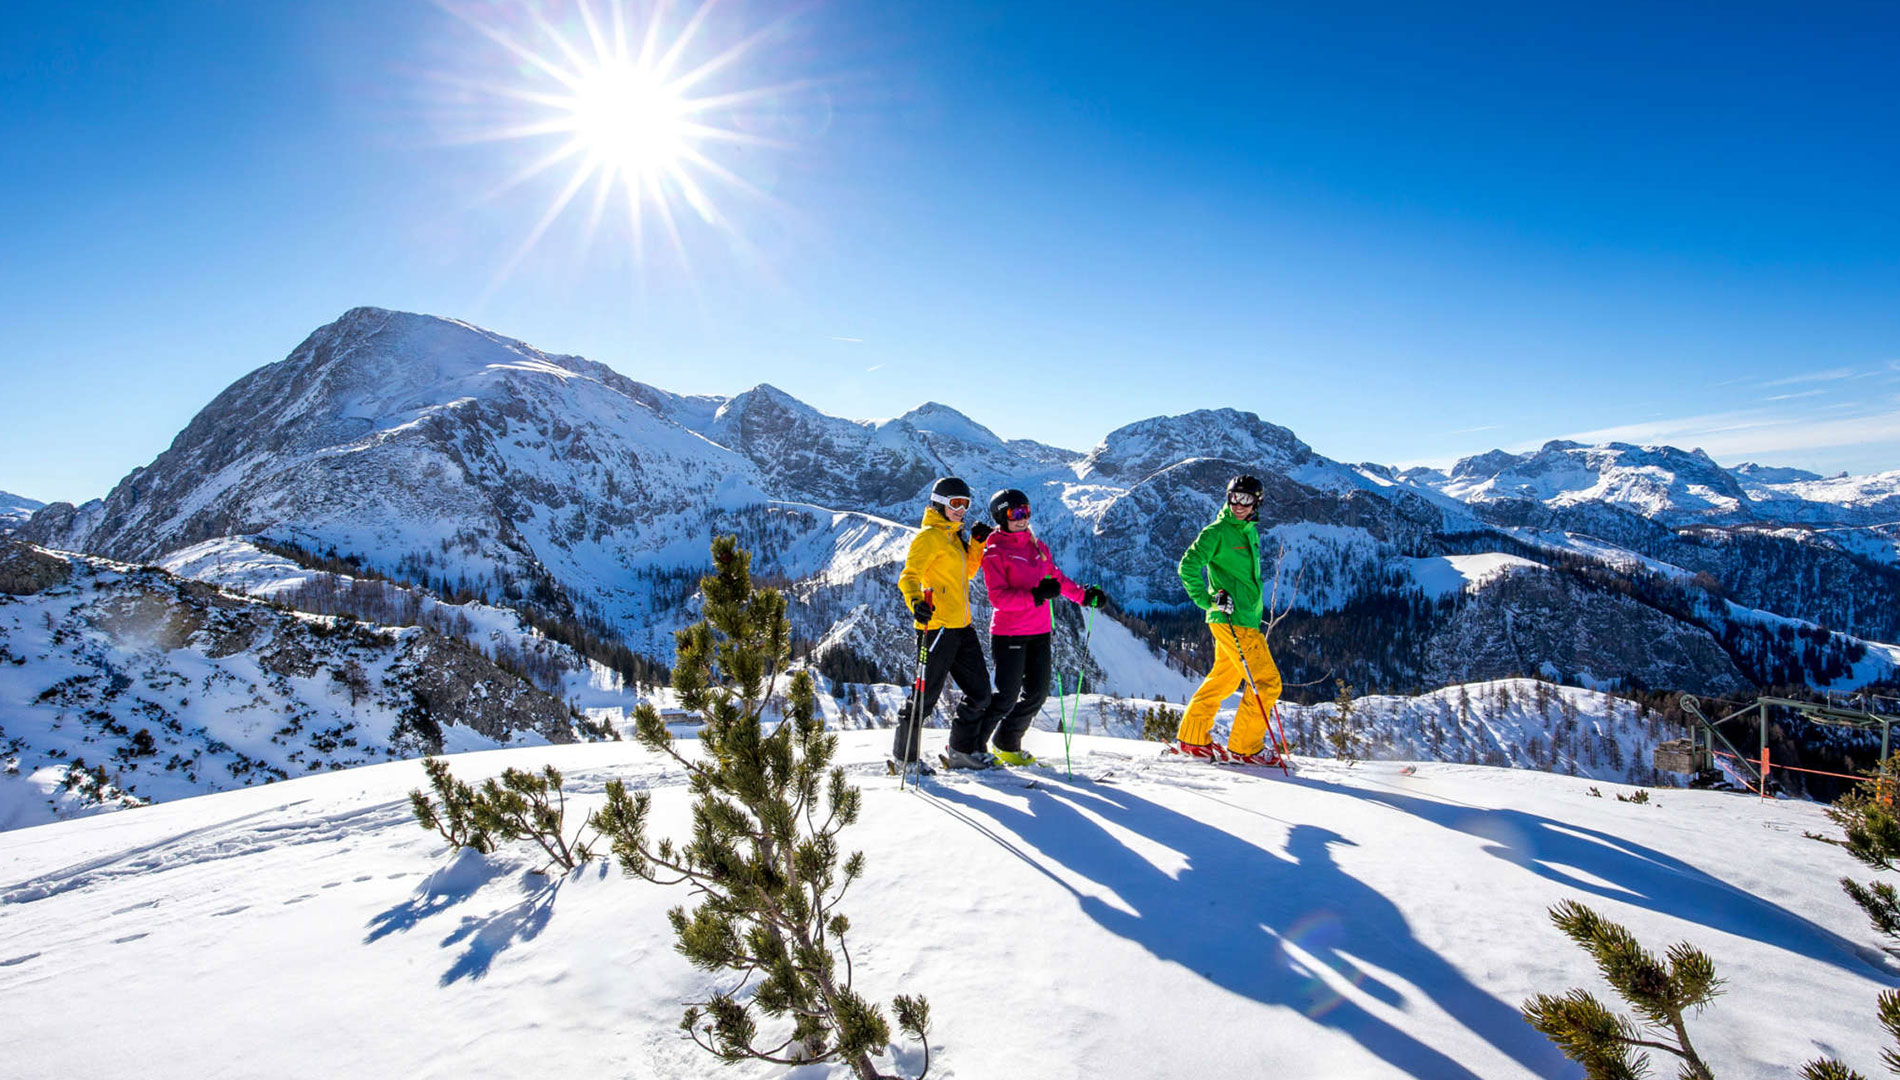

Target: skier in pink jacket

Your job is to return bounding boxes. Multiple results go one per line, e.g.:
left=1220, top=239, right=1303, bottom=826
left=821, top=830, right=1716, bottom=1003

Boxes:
left=969, top=488, right=1108, bottom=765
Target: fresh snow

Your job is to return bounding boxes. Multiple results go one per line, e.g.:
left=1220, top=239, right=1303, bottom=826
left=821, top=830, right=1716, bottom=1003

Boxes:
left=1404, top=553, right=1545, bottom=598
left=0, top=731, right=1890, bottom=1078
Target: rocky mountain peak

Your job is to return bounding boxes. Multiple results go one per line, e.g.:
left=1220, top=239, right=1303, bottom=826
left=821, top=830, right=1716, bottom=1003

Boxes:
left=1080, top=408, right=1311, bottom=483
left=895, top=402, right=1006, bottom=448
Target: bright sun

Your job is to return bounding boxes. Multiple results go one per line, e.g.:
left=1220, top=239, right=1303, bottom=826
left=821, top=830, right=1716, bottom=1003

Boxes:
left=438, top=0, right=793, bottom=283
left=569, top=65, right=690, bottom=181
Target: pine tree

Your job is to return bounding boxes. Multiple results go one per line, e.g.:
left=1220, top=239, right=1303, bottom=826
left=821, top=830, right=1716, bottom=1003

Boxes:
left=1140, top=701, right=1180, bottom=742
left=1526, top=899, right=1900, bottom=1080
left=1823, top=753, right=1900, bottom=941
left=1325, top=679, right=1365, bottom=765
left=409, top=756, right=494, bottom=854
left=1522, top=899, right=1722, bottom=1079
left=590, top=536, right=931, bottom=1079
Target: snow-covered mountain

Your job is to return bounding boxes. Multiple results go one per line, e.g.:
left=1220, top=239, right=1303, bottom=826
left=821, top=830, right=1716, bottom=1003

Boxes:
left=1413, top=441, right=1756, bottom=524
left=0, top=539, right=594, bottom=830
left=0, top=492, right=43, bottom=533
left=1404, top=441, right=1900, bottom=529
left=15, top=307, right=1900, bottom=703
left=0, top=731, right=1888, bottom=1077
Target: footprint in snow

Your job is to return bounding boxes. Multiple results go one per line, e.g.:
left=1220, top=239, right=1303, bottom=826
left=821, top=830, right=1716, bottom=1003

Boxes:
left=284, top=895, right=314, bottom=905
left=112, top=899, right=161, bottom=915
left=0, top=953, right=40, bottom=967
left=212, top=906, right=249, bottom=917
left=113, top=933, right=149, bottom=945
left=353, top=875, right=373, bottom=883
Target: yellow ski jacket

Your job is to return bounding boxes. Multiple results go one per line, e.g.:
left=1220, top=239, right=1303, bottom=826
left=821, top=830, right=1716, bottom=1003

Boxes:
left=897, top=506, right=986, bottom=630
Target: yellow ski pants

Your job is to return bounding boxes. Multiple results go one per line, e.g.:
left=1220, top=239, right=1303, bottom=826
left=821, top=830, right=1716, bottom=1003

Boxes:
left=1177, top=623, right=1282, bottom=755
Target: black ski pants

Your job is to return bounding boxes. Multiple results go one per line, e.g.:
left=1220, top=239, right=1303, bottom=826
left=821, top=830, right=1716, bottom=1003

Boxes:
left=894, top=625, right=992, bottom=761
left=974, top=632, right=1052, bottom=753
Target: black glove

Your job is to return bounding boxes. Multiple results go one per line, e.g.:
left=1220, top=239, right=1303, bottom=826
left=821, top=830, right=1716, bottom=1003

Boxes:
left=1083, top=584, right=1107, bottom=609
left=1031, top=576, right=1062, bottom=605
left=911, top=597, right=935, bottom=623
left=1213, top=589, right=1235, bottom=614
left=970, top=522, right=993, bottom=543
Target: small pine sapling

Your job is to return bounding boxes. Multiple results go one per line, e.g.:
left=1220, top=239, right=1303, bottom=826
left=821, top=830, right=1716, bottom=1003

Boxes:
left=1141, top=701, right=1181, bottom=743
left=1820, top=753, right=1900, bottom=941
left=590, top=536, right=931, bottom=1080
left=1325, top=679, right=1365, bottom=765
left=409, top=756, right=493, bottom=854
left=470, top=764, right=595, bottom=872
left=1522, top=899, right=1721, bottom=1079
left=1617, top=790, right=1652, bottom=805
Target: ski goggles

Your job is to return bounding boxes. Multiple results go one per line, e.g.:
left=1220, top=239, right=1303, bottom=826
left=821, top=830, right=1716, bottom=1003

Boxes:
left=1004, top=504, right=1032, bottom=522
left=1227, top=491, right=1259, bottom=508
left=934, top=496, right=971, bottom=511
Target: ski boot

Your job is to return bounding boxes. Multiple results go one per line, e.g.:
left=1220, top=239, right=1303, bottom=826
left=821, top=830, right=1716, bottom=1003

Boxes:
left=1225, top=748, right=1283, bottom=768
left=939, top=748, right=997, bottom=770
left=1162, top=739, right=1229, bottom=763
left=990, top=747, right=1038, bottom=767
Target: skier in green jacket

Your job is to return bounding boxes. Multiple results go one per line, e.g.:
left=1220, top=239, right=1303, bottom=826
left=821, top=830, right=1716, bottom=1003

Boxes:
left=1170, top=474, right=1283, bottom=766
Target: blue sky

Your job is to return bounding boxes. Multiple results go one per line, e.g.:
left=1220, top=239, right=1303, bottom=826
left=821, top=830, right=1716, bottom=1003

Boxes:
left=3, top=1, right=1897, bottom=504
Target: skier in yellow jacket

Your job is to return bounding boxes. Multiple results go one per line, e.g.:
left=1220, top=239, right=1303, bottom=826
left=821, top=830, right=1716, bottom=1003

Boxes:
left=893, top=477, right=995, bottom=771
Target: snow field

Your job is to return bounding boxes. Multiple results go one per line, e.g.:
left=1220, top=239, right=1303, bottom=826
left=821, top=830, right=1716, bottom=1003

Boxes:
left=0, top=731, right=1890, bottom=1079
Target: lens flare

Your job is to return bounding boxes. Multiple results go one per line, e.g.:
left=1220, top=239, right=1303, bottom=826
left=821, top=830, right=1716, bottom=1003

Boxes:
left=432, top=0, right=804, bottom=289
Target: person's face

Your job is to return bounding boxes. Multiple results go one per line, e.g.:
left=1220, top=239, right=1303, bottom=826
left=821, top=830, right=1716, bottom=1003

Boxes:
left=1004, top=504, right=1032, bottom=532
left=944, top=498, right=969, bottom=522
left=1228, top=493, right=1258, bottom=520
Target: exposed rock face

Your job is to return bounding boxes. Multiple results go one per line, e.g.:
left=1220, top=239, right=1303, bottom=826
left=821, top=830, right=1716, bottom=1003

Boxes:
left=0, top=541, right=72, bottom=595
left=1420, top=568, right=1751, bottom=696
left=393, top=635, right=574, bottom=746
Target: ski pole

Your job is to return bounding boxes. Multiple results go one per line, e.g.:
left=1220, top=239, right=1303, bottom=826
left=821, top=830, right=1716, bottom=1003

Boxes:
left=901, top=587, right=934, bottom=790
left=1223, top=617, right=1290, bottom=775
left=1062, top=604, right=1097, bottom=779
left=1054, top=673, right=1069, bottom=778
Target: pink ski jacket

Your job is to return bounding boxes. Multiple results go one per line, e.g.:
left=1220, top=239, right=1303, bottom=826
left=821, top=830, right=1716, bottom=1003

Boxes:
left=981, top=527, right=1085, bottom=636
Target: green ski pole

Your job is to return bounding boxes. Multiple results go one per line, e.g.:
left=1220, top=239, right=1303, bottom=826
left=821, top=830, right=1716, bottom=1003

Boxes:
left=1061, top=605, right=1097, bottom=780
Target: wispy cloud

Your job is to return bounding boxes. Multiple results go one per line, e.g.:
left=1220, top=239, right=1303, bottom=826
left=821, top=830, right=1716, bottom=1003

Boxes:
left=865, top=363, right=884, bottom=373
left=1760, top=366, right=1865, bottom=387
left=1551, top=404, right=1900, bottom=463
left=1448, top=423, right=1500, bottom=435
left=830, top=336, right=864, bottom=344
left=1763, top=389, right=1825, bottom=402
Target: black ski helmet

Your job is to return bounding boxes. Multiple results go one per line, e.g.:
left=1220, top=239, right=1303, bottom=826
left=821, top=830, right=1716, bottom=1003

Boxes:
left=989, top=488, right=1030, bottom=525
left=1226, top=474, right=1264, bottom=501
left=929, top=476, right=973, bottom=508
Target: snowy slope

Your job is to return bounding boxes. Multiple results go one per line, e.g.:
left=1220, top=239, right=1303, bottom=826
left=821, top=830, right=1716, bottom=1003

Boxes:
left=0, top=731, right=1889, bottom=1078
left=0, top=543, right=587, bottom=831
left=0, top=492, right=43, bottom=532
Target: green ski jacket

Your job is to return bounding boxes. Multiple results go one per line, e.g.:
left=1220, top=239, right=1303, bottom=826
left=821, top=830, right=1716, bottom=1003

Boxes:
left=1177, top=505, right=1263, bottom=627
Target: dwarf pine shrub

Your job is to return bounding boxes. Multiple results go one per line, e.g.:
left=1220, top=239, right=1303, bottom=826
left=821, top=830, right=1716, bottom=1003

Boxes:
left=409, top=756, right=492, bottom=854
left=590, top=535, right=932, bottom=1080
left=1526, top=899, right=1900, bottom=1078
left=1822, top=753, right=1900, bottom=941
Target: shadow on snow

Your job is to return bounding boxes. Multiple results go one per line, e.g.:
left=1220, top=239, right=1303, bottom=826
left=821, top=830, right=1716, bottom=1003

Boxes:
left=364, top=847, right=601, bottom=985
left=926, top=777, right=1570, bottom=1080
